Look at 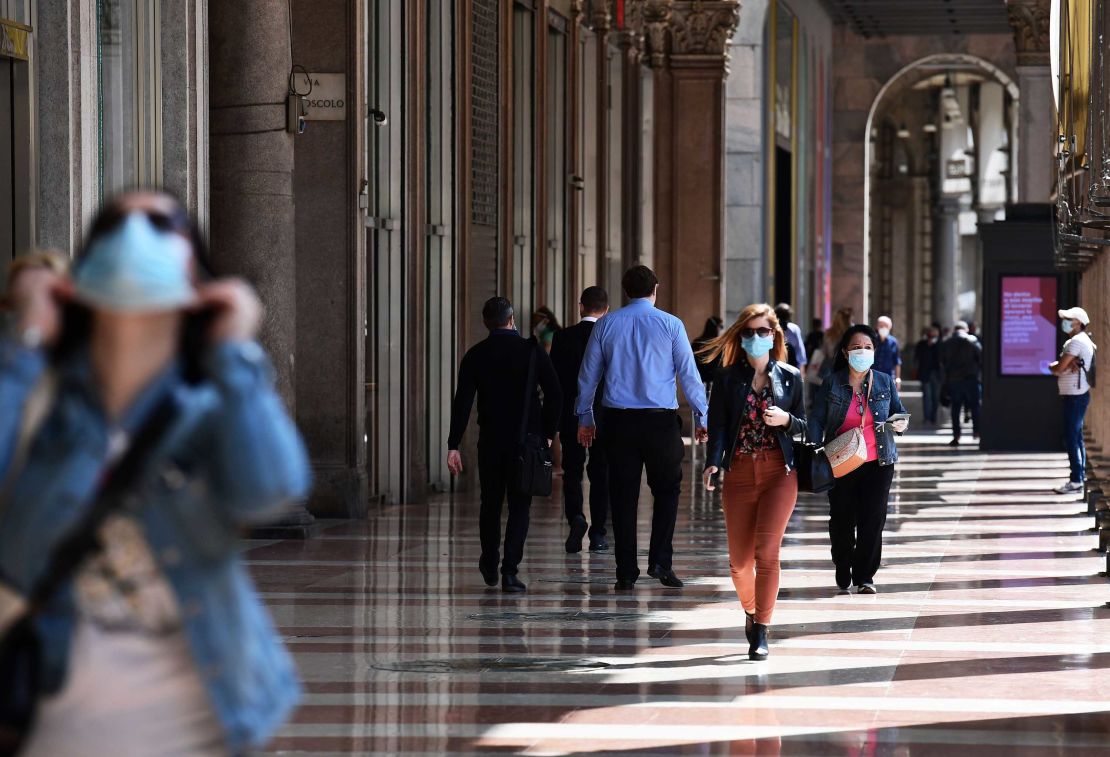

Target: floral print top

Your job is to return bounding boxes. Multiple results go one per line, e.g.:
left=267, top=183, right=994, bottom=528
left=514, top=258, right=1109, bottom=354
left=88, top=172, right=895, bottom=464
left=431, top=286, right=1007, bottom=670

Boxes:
left=735, top=384, right=778, bottom=454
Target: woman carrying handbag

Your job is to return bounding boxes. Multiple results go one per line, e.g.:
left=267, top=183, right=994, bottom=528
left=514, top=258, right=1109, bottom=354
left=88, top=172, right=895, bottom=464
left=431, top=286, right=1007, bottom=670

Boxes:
left=699, top=304, right=806, bottom=661
left=809, top=325, right=909, bottom=594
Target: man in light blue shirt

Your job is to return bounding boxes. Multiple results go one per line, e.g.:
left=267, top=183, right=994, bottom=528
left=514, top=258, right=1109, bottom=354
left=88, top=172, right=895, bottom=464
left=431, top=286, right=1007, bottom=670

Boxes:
left=576, top=265, right=708, bottom=590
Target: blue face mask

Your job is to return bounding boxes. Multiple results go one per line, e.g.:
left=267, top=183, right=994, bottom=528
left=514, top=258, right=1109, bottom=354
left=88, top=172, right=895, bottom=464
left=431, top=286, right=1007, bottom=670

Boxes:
left=1062, top=319, right=1074, bottom=333
left=742, top=334, right=775, bottom=359
left=848, top=349, right=875, bottom=372
left=73, top=212, right=195, bottom=312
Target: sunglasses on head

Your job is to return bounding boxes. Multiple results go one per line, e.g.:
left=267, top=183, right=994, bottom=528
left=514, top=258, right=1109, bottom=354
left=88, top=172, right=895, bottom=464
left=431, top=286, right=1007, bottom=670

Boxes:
left=741, top=327, right=773, bottom=339
left=90, top=206, right=193, bottom=240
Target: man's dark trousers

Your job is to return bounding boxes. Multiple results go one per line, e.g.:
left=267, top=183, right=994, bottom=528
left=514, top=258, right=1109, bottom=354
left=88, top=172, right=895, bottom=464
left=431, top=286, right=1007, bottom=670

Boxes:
left=947, top=378, right=981, bottom=439
left=477, top=442, right=531, bottom=576
left=603, top=409, right=685, bottom=582
left=560, top=426, right=609, bottom=539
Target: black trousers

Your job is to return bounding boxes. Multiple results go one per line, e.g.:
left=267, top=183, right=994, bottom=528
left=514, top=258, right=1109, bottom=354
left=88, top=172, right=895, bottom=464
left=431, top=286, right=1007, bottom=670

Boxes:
left=603, top=409, right=685, bottom=582
left=827, top=460, right=895, bottom=586
left=560, top=427, right=609, bottom=538
left=477, top=444, right=532, bottom=576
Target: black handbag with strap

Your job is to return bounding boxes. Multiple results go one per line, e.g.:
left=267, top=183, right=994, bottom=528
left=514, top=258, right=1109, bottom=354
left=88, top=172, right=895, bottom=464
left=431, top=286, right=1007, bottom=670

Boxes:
left=513, top=340, right=554, bottom=497
left=0, top=392, right=180, bottom=755
left=792, top=440, right=834, bottom=494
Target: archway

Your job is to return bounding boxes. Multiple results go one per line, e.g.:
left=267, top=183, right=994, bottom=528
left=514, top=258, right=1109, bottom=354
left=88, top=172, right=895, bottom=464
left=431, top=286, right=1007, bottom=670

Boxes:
left=862, top=54, right=1019, bottom=336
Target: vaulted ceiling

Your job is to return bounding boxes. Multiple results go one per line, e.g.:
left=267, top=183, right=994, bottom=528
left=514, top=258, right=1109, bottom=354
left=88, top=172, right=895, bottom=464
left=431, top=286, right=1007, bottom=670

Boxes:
left=819, top=0, right=1012, bottom=38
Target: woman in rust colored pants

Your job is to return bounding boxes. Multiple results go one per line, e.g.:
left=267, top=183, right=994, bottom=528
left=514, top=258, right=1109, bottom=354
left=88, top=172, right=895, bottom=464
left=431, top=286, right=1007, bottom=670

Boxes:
left=700, top=303, right=806, bottom=660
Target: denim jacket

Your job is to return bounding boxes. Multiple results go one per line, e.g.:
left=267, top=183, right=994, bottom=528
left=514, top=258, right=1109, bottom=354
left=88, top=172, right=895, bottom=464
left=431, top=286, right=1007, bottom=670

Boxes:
left=0, top=339, right=311, bottom=752
left=808, top=368, right=907, bottom=466
left=705, top=360, right=806, bottom=472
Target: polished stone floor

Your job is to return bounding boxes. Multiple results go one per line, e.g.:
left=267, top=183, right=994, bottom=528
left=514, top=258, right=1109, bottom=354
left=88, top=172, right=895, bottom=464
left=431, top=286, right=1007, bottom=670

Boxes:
left=251, top=429, right=1110, bottom=755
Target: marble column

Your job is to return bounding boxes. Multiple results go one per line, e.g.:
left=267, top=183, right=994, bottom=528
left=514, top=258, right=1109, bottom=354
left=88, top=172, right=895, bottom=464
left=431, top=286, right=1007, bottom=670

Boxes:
left=209, top=0, right=313, bottom=532
left=934, top=198, right=962, bottom=327
left=648, top=0, right=740, bottom=336
left=1007, top=0, right=1053, bottom=202
left=209, top=0, right=296, bottom=404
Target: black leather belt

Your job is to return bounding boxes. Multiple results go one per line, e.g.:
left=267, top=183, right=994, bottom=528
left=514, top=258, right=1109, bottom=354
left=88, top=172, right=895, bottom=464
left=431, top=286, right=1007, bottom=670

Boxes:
left=604, top=407, right=676, bottom=415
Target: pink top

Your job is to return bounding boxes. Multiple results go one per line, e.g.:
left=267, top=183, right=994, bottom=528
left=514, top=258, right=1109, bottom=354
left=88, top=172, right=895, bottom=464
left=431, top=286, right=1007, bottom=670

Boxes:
left=836, top=399, right=879, bottom=463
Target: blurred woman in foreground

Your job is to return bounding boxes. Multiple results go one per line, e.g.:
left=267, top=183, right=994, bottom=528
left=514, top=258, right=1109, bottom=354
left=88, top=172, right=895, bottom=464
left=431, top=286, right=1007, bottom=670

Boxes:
left=0, top=190, right=310, bottom=755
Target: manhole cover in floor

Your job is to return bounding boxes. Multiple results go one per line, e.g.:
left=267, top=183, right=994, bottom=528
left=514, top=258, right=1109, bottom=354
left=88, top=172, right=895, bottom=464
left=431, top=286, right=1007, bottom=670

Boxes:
left=467, top=610, right=665, bottom=623
left=372, top=657, right=611, bottom=674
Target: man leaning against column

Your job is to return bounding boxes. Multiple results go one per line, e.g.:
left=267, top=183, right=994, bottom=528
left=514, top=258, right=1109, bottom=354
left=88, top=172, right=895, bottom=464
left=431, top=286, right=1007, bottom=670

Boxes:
left=575, top=266, right=709, bottom=590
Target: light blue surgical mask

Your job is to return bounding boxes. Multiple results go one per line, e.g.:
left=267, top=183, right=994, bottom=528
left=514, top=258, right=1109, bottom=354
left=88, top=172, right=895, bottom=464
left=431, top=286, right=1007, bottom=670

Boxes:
left=848, top=349, right=875, bottom=372
left=73, top=212, right=195, bottom=312
left=742, top=334, right=775, bottom=359
left=1062, top=319, right=1074, bottom=334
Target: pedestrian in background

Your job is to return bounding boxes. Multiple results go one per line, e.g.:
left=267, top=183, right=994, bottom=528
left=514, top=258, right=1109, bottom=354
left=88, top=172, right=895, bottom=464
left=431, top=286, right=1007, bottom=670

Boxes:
left=1050, top=306, right=1097, bottom=494
left=811, top=306, right=853, bottom=383
left=804, top=317, right=825, bottom=362
left=809, top=324, right=909, bottom=594
left=700, top=303, right=806, bottom=661
left=448, top=297, right=562, bottom=592
left=1, top=190, right=311, bottom=755
left=913, top=325, right=942, bottom=425
left=551, top=286, right=610, bottom=553
left=691, top=316, right=724, bottom=386
left=873, top=315, right=902, bottom=391
left=531, top=306, right=561, bottom=352
left=774, top=303, right=808, bottom=379
left=939, top=320, right=982, bottom=446
left=576, top=265, right=708, bottom=591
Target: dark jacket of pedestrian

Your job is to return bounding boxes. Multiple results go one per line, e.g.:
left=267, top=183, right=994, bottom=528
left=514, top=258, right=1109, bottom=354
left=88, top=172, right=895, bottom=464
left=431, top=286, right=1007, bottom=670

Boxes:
left=706, top=361, right=806, bottom=471
left=551, top=319, right=598, bottom=434
left=914, top=337, right=941, bottom=382
left=447, top=330, right=562, bottom=451
left=939, top=331, right=982, bottom=382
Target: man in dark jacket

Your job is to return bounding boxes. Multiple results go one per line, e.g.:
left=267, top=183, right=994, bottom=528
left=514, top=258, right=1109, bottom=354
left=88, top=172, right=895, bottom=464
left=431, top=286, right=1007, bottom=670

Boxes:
left=939, top=320, right=982, bottom=445
left=551, top=286, right=610, bottom=554
left=913, top=326, right=941, bottom=425
left=447, top=297, right=562, bottom=592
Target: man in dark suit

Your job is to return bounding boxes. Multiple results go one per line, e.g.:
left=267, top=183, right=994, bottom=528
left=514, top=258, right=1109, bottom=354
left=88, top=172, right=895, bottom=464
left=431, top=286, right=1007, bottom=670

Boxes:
left=447, top=297, right=562, bottom=592
left=550, top=286, right=610, bottom=554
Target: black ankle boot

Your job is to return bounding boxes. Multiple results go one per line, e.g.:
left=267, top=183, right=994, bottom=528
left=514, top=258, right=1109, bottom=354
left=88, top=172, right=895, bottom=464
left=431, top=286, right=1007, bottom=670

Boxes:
left=744, top=612, right=756, bottom=645
left=749, top=623, right=769, bottom=661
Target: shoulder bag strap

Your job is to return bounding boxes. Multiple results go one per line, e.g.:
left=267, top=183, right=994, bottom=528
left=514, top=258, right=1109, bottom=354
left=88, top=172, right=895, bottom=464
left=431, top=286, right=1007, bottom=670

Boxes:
left=518, top=340, right=539, bottom=447
left=859, top=370, right=873, bottom=430
left=25, top=392, right=180, bottom=613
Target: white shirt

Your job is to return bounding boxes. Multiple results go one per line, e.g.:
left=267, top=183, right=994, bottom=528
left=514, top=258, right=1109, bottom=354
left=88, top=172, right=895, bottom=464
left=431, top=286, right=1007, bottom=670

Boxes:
left=1058, top=331, right=1096, bottom=396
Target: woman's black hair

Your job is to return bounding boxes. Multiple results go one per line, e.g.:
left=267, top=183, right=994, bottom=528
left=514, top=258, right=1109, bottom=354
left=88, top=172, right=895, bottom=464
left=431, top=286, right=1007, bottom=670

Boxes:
left=831, top=324, right=879, bottom=374
left=698, top=316, right=724, bottom=341
left=54, top=189, right=215, bottom=384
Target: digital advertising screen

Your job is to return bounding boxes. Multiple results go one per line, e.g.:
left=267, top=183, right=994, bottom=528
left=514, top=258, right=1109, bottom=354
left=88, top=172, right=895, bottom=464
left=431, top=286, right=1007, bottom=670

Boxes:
left=1000, top=276, right=1057, bottom=376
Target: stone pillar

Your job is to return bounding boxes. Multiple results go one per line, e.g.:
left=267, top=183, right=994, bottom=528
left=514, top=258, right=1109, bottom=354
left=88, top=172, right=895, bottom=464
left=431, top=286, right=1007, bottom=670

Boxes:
left=649, top=0, right=740, bottom=337
left=934, top=198, right=962, bottom=327
left=209, top=1, right=313, bottom=533
left=209, top=1, right=296, bottom=402
left=1007, top=0, right=1053, bottom=202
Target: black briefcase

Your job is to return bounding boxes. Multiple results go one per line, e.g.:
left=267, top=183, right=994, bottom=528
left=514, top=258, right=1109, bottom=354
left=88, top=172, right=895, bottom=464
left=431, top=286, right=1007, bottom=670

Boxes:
left=793, top=441, right=834, bottom=494
left=515, top=432, right=554, bottom=497
left=512, top=342, right=554, bottom=497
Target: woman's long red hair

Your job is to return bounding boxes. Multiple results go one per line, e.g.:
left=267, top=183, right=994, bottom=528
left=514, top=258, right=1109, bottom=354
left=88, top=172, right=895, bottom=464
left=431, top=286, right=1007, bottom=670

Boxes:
left=697, top=303, right=788, bottom=367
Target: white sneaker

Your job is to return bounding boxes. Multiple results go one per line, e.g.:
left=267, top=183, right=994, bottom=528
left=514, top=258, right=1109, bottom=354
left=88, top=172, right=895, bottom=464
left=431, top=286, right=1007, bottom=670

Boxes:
left=1053, top=481, right=1083, bottom=494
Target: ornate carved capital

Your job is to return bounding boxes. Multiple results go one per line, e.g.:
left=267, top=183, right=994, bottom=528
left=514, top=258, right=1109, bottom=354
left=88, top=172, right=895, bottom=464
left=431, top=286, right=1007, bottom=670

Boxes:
left=1007, top=0, right=1051, bottom=67
left=643, top=0, right=673, bottom=68
left=593, top=0, right=612, bottom=34
left=669, top=0, right=740, bottom=59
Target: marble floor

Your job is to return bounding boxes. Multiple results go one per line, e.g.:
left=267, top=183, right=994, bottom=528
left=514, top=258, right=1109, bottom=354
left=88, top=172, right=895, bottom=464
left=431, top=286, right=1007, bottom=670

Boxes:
left=250, top=429, right=1110, bottom=755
